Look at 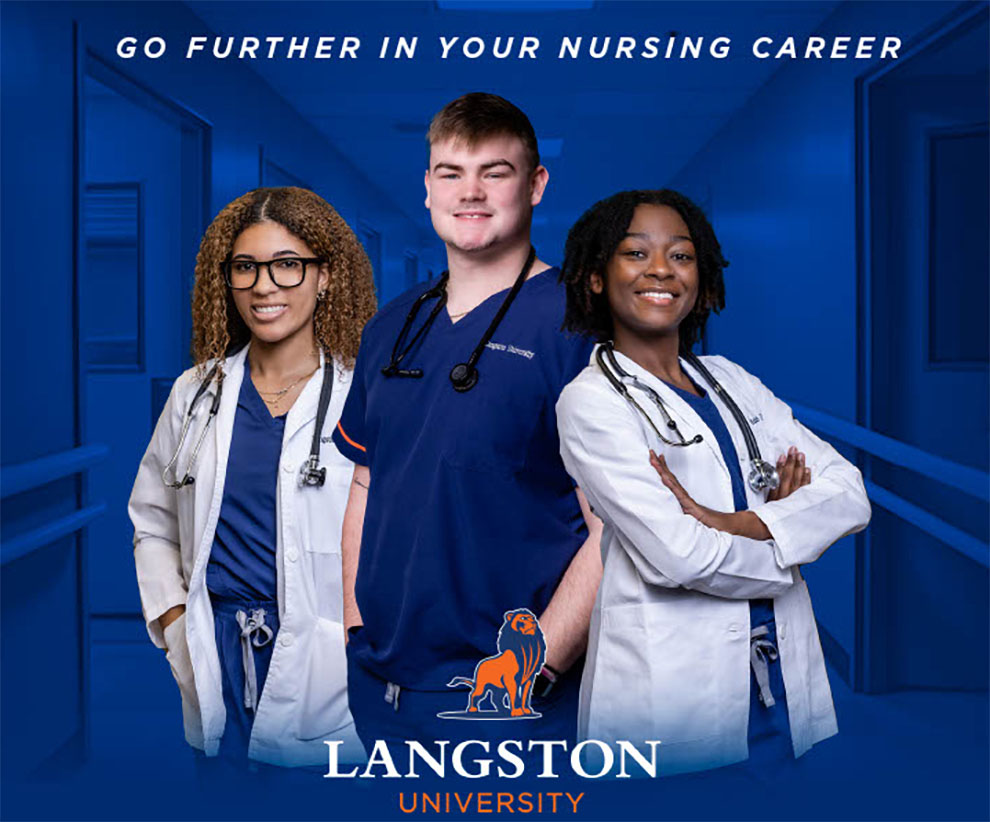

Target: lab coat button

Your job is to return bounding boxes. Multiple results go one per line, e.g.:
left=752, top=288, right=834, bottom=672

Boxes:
left=778, top=622, right=787, bottom=640
left=287, top=548, right=298, bottom=563
left=282, top=463, right=293, bottom=474
left=728, top=623, right=741, bottom=634
left=280, top=632, right=294, bottom=648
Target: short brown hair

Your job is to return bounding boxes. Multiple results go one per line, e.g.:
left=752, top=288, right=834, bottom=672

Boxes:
left=427, top=92, right=540, bottom=171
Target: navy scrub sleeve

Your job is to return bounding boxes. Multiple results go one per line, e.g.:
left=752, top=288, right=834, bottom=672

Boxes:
left=332, top=323, right=373, bottom=467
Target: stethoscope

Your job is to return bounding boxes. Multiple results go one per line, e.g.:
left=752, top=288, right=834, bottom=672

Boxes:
left=596, top=342, right=780, bottom=493
left=380, top=246, right=537, bottom=393
left=161, top=359, right=334, bottom=489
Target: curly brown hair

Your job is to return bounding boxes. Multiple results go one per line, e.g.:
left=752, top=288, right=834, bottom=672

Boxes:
left=191, top=187, right=376, bottom=376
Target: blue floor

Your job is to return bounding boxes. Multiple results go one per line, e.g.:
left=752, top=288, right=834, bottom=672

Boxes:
left=4, top=619, right=988, bottom=821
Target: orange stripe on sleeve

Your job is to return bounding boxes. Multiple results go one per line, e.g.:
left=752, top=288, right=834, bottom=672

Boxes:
left=336, top=421, right=367, bottom=453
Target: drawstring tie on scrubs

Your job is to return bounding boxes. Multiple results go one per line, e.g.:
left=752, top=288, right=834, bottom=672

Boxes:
left=750, top=624, right=779, bottom=708
left=235, top=607, right=274, bottom=711
left=385, top=681, right=402, bottom=712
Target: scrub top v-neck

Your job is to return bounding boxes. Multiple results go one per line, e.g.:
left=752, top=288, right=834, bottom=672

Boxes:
left=207, top=359, right=287, bottom=602
left=334, top=268, right=593, bottom=690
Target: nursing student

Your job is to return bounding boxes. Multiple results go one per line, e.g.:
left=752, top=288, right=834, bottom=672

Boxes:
left=129, top=187, right=375, bottom=769
left=556, top=189, right=871, bottom=775
left=333, top=93, right=602, bottom=747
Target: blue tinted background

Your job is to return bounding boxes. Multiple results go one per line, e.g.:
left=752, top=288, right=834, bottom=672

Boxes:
left=1, top=1, right=987, bottom=819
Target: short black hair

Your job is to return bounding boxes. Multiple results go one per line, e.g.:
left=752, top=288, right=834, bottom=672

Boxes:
left=427, top=92, right=540, bottom=172
left=560, top=189, right=727, bottom=349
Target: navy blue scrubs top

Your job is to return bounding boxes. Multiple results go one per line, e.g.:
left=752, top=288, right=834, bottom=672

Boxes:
left=333, top=268, right=593, bottom=690
left=665, top=374, right=774, bottom=627
left=207, top=359, right=285, bottom=603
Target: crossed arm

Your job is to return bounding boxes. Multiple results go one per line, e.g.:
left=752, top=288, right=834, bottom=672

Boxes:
left=556, top=374, right=871, bottom=598
left=650, top=445, right=811, bottom=540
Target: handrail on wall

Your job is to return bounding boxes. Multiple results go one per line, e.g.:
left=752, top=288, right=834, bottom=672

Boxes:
left=866, top=482, right=988, bottom=568
left=1, top=444, right=110, bottom=499
left=789, top=402, right=988, bottom=567
left=1, top=444, right=110, bottom=565
left=1, top=503, right=107, bottom=566
left=789, top=402, right=988, bottom=502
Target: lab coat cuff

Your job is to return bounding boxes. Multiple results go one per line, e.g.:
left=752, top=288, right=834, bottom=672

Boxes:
left=144, top=596, right=188, bottom=649
left=750, top=503, right=798, bottom=569
left=134, top=539, right=188, bottom=648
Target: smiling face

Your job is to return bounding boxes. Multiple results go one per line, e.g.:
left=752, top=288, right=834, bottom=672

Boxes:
left=228, top=220, right=328, bottom=347
left=424, top=134, right=548, bottom=256
left=592, top=204, right=700, bottom=344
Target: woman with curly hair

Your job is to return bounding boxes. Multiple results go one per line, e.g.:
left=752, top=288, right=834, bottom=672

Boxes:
left=556, top=189, right=870, bottom=776
left=129, top=187, right=375, bottom=772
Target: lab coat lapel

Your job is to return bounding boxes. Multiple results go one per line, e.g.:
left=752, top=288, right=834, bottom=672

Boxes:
left=190, top=344, right=246, bottom=567
left=610, top=348, right=732, bottom=482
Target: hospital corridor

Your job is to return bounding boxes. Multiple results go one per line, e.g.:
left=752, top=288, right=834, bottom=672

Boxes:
left=1, top=1, right=987, bottom=819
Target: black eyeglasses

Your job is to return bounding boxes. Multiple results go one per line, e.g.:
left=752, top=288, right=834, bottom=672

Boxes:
left=222, top=257, right=324, bottom=290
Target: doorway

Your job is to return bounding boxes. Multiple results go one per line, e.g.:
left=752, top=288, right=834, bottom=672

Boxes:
left=859, top=6, right=988, bottom=692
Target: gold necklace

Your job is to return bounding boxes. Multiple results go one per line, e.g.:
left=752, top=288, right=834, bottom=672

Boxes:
left=256, top=364, right=319, bottom=412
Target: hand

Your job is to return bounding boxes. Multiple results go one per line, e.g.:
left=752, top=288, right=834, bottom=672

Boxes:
left=649, top=450, right=726, bottom=530
left=649, top=450, right=772, bottom=541
left=766, top=446, right=811, bottom=501
left=158, top=604, right=186, bottom=634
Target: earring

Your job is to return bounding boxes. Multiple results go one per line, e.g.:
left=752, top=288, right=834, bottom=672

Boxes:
left=317, top=289, right=327, bottom=301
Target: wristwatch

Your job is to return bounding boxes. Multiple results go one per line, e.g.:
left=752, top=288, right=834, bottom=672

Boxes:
left=534, top=663, right=561, bottom=698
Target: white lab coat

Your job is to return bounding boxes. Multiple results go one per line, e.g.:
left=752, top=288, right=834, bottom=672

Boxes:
left=556, top=347, right=871, bottom=775
left=129, top=344, right=364, bottom=766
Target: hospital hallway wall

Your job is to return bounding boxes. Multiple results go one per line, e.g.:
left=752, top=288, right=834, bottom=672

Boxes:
left=1, top=1, right=987, bottom=819
left=0, top=0, right=437, bottom=789
left=668, top=1, right=989, bottom=697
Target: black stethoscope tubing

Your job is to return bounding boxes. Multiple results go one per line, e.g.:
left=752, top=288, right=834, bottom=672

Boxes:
left=596, top=345, right=702, bottom=448
left=597, top=342, right=779, bottom=493
left=381, top=246, right=537, bottom=393
left=162, top=358, right=334, bottom=489
left=681, top=351, right=763, bottom=465
left=380, top=278, right=449, bottom=379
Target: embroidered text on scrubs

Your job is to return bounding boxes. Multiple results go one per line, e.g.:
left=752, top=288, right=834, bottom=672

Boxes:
left=486, top=341, right=535, bottom=360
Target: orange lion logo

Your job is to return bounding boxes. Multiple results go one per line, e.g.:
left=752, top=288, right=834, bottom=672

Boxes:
left=440, top=608, right=547, bottom=720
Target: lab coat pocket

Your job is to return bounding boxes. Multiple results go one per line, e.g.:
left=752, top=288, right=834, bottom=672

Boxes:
left=298, top=465, right=352, bottom=554
left=297, top=618, right=352, bottom=741
left=163, top=613, right=204, bottom=749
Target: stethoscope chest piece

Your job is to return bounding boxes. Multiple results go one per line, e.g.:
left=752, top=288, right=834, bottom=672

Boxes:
left=299, top=456, right=327, bottom=487
left=449, top=362, right=478, bottom=392
left=747, top=459, right=780, bottom=493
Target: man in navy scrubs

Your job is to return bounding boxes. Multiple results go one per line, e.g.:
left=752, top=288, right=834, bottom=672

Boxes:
left=333, top=93, right=602, bottom=749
